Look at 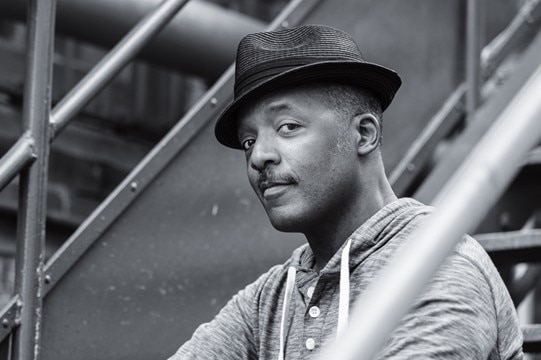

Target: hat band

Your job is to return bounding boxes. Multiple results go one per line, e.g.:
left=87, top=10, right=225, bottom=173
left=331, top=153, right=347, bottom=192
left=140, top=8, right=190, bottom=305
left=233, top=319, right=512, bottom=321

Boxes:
left=234, top=57, right=359, bottom=98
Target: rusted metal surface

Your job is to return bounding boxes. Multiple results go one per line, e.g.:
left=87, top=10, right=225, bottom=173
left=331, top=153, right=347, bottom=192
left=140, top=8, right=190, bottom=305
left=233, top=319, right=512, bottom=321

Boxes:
left=13, top=0, right=56, bottom=358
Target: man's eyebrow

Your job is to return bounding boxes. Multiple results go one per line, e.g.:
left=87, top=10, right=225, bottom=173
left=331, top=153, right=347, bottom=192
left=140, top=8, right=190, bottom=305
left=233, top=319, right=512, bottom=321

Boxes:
left=265, top=101, right=295, bottom=114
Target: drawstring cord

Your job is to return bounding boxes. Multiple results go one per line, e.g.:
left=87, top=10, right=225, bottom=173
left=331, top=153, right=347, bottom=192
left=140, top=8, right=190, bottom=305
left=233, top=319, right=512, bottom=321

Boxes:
left=337, top=238, right=352, bottom=339
left=279, top=266, right=297, bottom=360
left=278, top=238, right=352, bottom=359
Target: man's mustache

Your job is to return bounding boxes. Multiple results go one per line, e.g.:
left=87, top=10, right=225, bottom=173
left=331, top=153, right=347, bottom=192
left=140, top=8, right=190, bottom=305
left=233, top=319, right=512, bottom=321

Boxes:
left=257, top=170, right=298, bottom=191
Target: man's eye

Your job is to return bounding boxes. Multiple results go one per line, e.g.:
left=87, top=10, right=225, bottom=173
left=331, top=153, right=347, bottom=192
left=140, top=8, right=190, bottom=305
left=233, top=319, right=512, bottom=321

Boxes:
left=278, top=123, right=300, bottom=133
left=241, top=139, right=255, bottom=151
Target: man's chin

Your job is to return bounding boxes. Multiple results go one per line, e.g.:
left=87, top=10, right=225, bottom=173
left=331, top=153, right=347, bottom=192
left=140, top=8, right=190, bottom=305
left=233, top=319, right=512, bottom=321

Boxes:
left=266, top=211, right=304, bottom=233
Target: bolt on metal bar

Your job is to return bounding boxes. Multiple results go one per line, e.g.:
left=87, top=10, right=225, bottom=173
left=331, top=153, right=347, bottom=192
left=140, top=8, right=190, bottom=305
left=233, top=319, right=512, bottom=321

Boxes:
left=0, top=135, right=36, bottom=192
left=466, top=0, right=484, bottom=122
left=318, top=60, right=541, bottom=360
left=49, top=0, right=190, bottom=139
left=13, top=0, right=56, bottom=358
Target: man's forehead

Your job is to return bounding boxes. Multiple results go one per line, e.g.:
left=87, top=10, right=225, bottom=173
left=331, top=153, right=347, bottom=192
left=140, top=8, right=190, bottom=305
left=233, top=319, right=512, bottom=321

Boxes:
left=236, top=92, right=313, bottom=131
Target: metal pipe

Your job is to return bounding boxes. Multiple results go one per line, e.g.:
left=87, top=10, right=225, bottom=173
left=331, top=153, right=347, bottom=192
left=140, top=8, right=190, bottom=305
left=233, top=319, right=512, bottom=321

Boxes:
left=0, top=0, right=264, bottom=79
left=49, top=0, right=190, bottom=138
left=465, top=0, right=483, bottom=121
left=318, top=60, right=541, bottom=360
left=13, top=0, right=56, bottom=358
left=0, top=135, right=35, bottom=192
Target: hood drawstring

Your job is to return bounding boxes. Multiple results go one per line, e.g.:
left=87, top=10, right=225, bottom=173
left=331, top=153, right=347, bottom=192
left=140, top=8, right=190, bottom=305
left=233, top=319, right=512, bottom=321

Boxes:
left=279, top=266, right=297, bottom=360
left=337, top=238, right=352, bottom=338
left=278, top=238, right=352, bottom=359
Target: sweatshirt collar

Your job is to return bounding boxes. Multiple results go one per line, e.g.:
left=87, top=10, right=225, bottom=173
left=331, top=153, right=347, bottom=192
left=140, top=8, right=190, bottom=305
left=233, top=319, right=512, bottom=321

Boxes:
left=290, top=198, right=430, bottom=274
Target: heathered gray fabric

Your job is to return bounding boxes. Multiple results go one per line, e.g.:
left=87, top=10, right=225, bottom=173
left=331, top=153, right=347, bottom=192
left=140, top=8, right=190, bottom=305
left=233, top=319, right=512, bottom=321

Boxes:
left=169, top=198, right=524, bottom=359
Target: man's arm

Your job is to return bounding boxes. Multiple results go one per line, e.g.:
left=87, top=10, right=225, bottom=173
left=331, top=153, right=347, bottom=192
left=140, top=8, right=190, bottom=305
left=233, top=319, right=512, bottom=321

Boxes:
left=376, top=252, right=523, bottom=359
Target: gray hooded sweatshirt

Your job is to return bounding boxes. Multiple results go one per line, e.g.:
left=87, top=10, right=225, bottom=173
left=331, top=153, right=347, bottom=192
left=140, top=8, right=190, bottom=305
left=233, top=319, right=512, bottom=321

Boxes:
left=169, top=198, right=523, bottom=359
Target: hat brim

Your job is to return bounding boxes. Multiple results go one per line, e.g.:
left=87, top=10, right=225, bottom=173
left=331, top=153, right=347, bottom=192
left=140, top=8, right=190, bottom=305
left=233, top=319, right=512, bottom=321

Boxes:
left=215, top=61, right=402, bottom=149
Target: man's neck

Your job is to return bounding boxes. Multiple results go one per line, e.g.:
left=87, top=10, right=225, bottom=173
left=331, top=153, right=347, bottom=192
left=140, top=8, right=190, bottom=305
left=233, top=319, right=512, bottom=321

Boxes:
left=306, top=184, right=397, bottom=273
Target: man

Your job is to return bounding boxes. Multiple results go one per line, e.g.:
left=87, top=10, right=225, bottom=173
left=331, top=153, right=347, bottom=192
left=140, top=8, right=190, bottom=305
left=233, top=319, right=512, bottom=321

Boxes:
left=169, top=24, right=523, bottom=359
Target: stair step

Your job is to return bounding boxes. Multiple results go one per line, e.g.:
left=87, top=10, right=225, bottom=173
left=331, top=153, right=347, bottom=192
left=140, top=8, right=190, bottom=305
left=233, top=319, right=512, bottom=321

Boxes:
left=523, top=324, right=541, bottom=353
left=475, top=229, right=541, bottom=264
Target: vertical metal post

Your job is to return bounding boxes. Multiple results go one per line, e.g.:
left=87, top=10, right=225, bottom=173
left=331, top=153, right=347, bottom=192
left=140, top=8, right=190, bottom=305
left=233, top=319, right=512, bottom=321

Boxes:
left=465, top=0, right=483, bottom=122
left=13, top=0, right=56, bottom=358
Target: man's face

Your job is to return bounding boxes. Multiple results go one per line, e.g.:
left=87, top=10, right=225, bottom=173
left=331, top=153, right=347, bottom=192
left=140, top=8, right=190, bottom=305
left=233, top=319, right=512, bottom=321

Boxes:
left=236, top=86, right=363, bottom=233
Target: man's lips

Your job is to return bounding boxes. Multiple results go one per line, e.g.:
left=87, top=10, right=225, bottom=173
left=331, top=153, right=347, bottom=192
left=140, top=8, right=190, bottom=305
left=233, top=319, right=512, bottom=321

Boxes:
left=258, top=180, right=296, bottom=197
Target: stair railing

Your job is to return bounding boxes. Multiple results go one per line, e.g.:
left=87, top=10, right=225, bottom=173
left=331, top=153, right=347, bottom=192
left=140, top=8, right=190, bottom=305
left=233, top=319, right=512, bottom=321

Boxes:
left=0, top=0, right=190, bottom=358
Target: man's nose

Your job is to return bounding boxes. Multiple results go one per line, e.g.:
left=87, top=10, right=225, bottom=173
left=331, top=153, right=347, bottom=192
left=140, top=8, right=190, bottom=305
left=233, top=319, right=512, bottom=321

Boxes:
left=249, top=136, right=280, bottom=171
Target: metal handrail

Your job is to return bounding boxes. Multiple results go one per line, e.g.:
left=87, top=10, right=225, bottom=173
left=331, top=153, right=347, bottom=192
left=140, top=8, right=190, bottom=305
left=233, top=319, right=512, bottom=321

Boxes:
left=318, top=58, right=541, bottom=360
left=0, top=0, right=191, bottom=358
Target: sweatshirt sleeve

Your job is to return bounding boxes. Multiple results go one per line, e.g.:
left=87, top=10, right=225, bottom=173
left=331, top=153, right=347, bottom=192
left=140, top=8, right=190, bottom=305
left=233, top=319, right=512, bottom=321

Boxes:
left=376, top=252, right=517, bottom=360
left=167, top=272, right=267, bottom=360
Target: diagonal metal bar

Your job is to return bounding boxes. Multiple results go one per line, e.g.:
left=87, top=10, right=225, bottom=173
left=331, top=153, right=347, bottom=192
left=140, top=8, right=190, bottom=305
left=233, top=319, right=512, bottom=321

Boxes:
left=0, top=135, right=35, bottom=192
left=389, top=84, right=466, bottom=195
left=0, top=297, right=20, bottom=344
left=49, top=0, right=190, bottom=139
left=13, top=0, right=56, bottom=358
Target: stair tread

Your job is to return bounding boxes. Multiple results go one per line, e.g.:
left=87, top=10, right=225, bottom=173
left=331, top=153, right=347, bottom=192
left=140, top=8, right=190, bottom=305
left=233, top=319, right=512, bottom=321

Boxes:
left=475, top=229, right=541, bottom=251
left=523, top=324, right=541, bottom=341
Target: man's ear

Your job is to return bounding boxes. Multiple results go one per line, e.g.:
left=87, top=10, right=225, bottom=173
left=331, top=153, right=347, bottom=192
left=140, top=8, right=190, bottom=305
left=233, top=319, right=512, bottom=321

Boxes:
left=354, top=113, right=381, bottom=156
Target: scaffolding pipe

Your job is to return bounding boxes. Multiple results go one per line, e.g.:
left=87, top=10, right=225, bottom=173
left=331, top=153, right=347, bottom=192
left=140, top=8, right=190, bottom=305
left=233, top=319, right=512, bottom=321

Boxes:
left=0, top=136, right=35, bottom=192
left=465, top=0, right=483, bottom=122
left=318, top=59, right=541, bottom=360
left=49, top=0, right=190, bottom=138
left=0, top=0, right=264, bottom=79
left=13, top=0, right=56, bottom=358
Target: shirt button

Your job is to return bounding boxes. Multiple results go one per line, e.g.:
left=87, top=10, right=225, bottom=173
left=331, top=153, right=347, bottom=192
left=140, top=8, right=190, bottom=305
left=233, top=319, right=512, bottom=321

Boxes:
left=305, top=338, right=315, bottom=350
left=307, top=286, right=315, bottom=298
left=309, top=306, right=320, bottom=318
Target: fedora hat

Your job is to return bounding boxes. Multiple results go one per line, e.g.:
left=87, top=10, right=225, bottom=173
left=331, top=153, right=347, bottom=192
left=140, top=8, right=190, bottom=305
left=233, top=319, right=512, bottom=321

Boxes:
left=215, top=24, right=402, bottom=149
